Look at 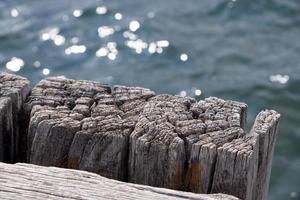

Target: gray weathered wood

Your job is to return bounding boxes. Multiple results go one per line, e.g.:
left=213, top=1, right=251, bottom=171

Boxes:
left=251, top=110, right=280, bottom=200
left=211, top=110, right=280, bottom=200
left=211, top=134, right=259, bottom=200
left=24, top=76, right=155, bottom=181
left=0, top=97, right=13, bottom=161
left=184, top=127, right=245, bottom=193
left=128, top=96, right=247, bottom=192
left=0, top=73, right=280, bottom=200
left=0, top=72, right=30, bottom=162
left=0, top=162, right=239, bottom=200
left=128, top=95, right=194, bottom=190
left=183, top=97, right=247, bottom=193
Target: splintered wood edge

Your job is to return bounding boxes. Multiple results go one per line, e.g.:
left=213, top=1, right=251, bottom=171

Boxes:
left=23, top=76, right=280, bottom=200
left=211, top=109, right=280, bottom=200
left=0, top=72, right=31, bottom=162
left=251, top=110, right=280, bottom=200
left=0, top=73, right=281, bottom=200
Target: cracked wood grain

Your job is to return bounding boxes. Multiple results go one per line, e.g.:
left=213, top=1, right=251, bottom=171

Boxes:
left=24, top=76, right=155, bottom=181
left=0, top=73, right=281, bottom=200
left=0, top=72, right=30, bottom=162
left=0, top=162, right=240, bottom=200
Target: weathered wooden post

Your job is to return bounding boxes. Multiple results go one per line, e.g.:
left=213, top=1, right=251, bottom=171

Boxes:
left=0, top=73, right=280, bottom=200
left=24, top=76, right=155, bottom=181
left=0, top=73, right=30, bottom=162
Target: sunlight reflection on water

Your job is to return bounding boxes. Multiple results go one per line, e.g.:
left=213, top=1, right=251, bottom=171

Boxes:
left=65, top=45, right=87, bottom=55
left=6, top=57, right=24, bottom=72
left=96, top=6, right=107, bottom=15
left=10, top=8, right=19, bottom=17
left=1, top=1, right=300, bottom=199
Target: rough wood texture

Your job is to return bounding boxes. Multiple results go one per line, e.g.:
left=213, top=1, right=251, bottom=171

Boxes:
left=0, top=73, right=30, bottom=162
left=183, top=98, right=247, bottom=193
left=211, top=110, right=280, bottom=200
left=0, top=162, right=239, bottom=200
left=23, top=76, right=281, bottom=199
left=128, top=96, right=247, bottom=192
left=0, top=98, right=13, bottom=162
left=251, top=110, right=280, bottom=200
left=211, top=134, right=259, bottom=200
left=0, top=73, right=280, bottom=200
left=24, top=76, right=155, bottom=181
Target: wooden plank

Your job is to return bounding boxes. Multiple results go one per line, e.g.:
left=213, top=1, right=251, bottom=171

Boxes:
left=0, top=73, right=30, bottom=162
left=0, top=162, right=239, bottom=200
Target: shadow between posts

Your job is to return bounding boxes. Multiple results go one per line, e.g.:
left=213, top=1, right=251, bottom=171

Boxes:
left=0, top=72, right=280, bottom=200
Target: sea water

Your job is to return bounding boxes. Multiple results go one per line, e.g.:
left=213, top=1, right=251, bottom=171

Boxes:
left=0, top=0, right=299, bottom=199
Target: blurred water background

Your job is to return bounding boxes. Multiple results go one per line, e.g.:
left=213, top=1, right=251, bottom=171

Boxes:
left=0, top=0, right=300, bottom=199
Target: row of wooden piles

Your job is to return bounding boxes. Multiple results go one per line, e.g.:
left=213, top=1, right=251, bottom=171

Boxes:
left=0, top=72, right=280, bottom=200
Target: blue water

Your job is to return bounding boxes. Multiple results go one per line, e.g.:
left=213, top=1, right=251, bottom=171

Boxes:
left=1, top=0, right=300, bottom=199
